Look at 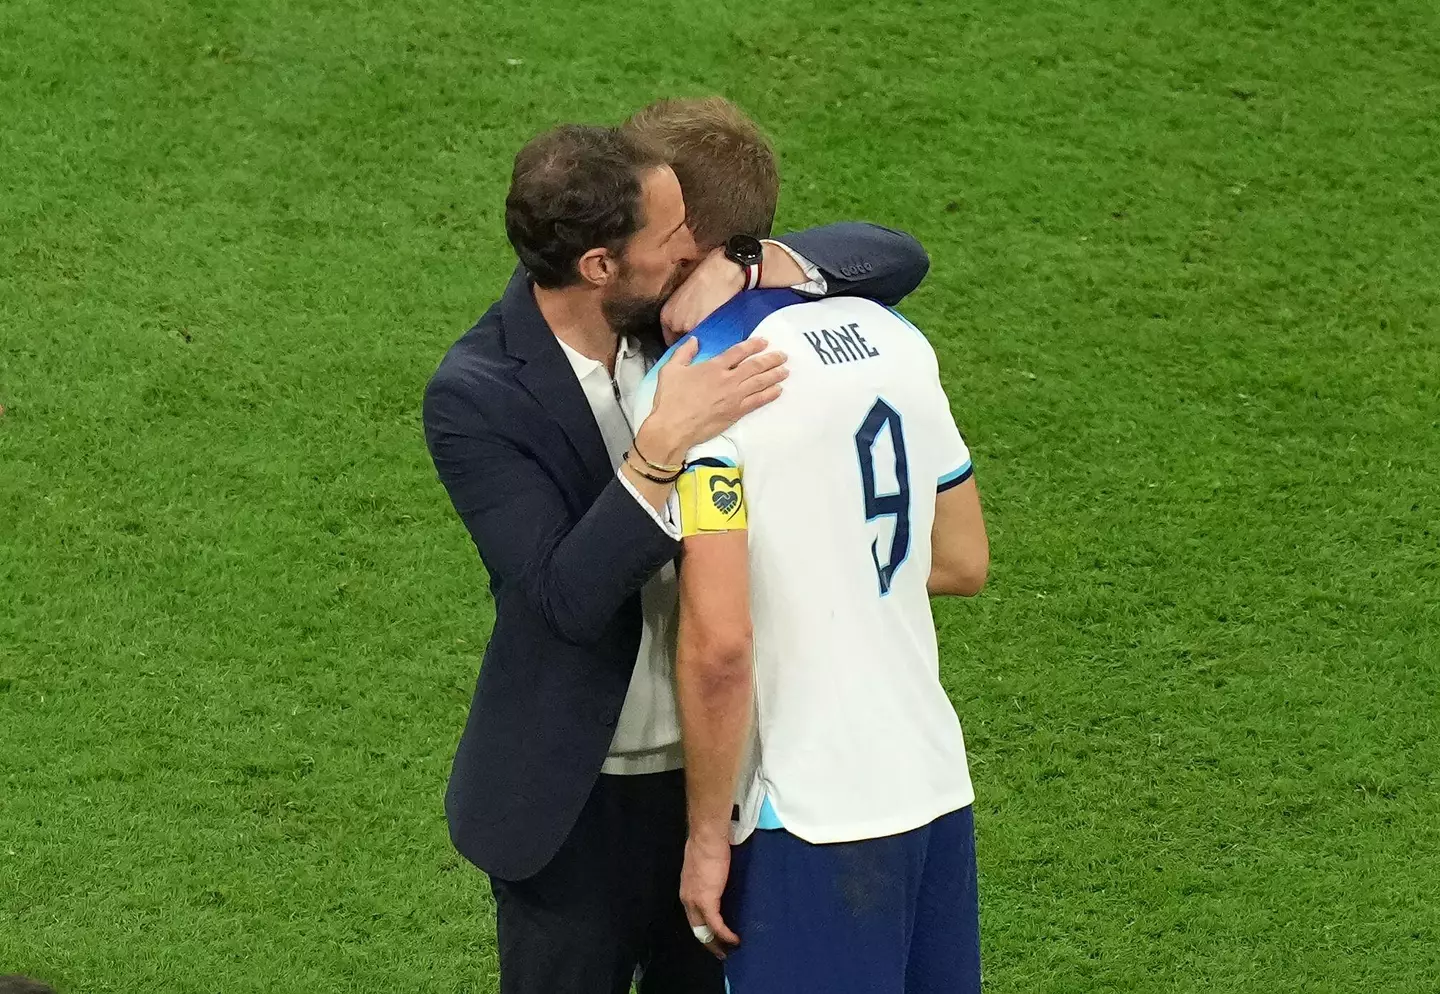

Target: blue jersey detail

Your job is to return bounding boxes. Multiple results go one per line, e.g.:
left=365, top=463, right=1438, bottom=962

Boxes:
left=756, top=796, right=785, bottom=830
left=938, top=461, right=974, bottom=492
left=641, top=288, right=808, bottom=391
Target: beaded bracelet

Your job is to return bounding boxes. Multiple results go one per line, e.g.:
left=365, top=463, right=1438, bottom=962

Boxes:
left=623, top=451, right=683, bottom=485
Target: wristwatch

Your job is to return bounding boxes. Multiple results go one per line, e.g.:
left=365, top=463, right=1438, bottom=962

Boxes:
left=724, top=234, right=765, bottom=290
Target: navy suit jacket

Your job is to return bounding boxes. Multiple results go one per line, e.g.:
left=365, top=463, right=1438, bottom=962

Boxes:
left=423, top=224, right=929, bottom=881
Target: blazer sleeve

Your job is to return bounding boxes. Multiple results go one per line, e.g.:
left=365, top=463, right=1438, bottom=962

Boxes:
left=774, top=222, right=930, bottom=305
left=424, top=375, right=679, bottom=646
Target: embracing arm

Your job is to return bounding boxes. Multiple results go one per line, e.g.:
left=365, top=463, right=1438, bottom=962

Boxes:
left=423, top=377, right=677, bottom=645
left=661, top=223, right=930, bottom=339
left=774, top=221, right=930, bottom=305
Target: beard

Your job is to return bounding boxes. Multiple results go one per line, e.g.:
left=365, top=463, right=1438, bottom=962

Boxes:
left=602, top=265, right=685, bottom=360
left=602, top=291, right=666, bottom=357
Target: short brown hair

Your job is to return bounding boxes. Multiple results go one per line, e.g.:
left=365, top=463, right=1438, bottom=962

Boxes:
left=0, top=976, right=57, bottom=994
left=623, top=97, right=779, bottom=248
left=504, top=124, right=667, bottom=289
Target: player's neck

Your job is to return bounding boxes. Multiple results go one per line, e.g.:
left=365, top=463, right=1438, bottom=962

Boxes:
left=533, top=284, right=618, bottom=373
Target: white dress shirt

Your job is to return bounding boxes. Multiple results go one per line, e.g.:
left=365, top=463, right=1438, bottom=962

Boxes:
left=556, top=334, right=686, bottom=775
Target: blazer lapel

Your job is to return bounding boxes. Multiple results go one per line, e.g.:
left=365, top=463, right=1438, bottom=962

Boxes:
left=500, top=268, right=614, bottom=492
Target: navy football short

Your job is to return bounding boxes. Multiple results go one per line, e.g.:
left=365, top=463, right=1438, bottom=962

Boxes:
left=722, top=805, right=980, bottom=994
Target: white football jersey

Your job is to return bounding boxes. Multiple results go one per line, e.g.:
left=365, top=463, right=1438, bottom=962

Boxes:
left=633, top=290, right=976, bottom=845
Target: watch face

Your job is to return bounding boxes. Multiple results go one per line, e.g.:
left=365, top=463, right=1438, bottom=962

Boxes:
left=726, top=234, right=764, bottom=267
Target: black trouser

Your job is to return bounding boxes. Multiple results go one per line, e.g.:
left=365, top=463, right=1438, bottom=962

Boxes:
left=490, top=770, right=724, bottom=994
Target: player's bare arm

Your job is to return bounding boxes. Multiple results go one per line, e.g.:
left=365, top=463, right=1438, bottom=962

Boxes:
left=675, top=529, right=753, bottom=958
left=929, top=477, right=989, bottom=597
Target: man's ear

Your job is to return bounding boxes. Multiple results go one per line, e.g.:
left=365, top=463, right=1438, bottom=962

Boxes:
left=577, top=248, right=619, bottom=289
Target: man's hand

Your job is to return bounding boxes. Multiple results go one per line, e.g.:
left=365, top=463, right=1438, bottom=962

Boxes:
left=681, top=834, right=739, bottom=959
left=661, top=248, right=745, bottom=343
left=635, top=337, right=788, bottom=464
left=661, top=244, right=810, bottom=342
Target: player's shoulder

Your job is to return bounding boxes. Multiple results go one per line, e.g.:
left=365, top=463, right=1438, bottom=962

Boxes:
left=763, top=294, right=938, bottom=376
left=773, top=294, right=931, bottom=343
left=687, top=288, right=810, bottom=362
left=638, top=288, right=811, bottom=403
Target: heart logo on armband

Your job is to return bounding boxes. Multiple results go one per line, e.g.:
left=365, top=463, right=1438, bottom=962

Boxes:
left=708, top=476, right=743, bottom=518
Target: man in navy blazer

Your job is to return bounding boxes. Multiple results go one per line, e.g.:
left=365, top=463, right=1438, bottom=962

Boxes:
left=424, top=113, right=930, bottom=994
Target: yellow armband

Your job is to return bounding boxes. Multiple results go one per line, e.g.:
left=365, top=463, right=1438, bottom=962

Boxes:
left=676, top=463, right=748, bottom=535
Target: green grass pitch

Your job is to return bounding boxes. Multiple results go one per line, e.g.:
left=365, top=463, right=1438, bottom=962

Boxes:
left=2, top=0, right=1438, bottom=991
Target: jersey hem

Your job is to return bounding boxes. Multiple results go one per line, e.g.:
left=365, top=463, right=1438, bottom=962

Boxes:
left=734, top=787, right=976, bottom=845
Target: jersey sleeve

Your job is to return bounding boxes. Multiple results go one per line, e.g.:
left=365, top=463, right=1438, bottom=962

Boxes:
left=671, top=434, right=748, bottom=536
left=935, top=397, right=973, bottom=493
left=883, top=303, right=974, bottom=493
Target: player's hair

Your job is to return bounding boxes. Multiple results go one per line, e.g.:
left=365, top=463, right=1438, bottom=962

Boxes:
left=0, top=976, right=58, bottom=994
left=623, top=97, right=779, bottom=249
left=504, top=124, right=668, bottom=289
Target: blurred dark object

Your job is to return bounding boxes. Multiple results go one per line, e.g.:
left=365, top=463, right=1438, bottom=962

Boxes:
left=0, top=976, right=57, bottom=994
